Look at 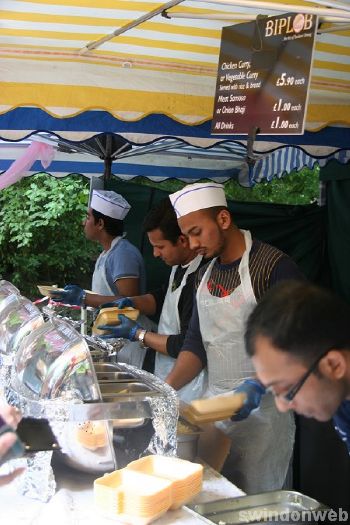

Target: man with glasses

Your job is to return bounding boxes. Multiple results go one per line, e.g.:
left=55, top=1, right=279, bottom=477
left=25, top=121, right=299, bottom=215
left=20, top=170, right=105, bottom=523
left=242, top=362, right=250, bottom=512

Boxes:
left=245, top=280, right=350, bottom=454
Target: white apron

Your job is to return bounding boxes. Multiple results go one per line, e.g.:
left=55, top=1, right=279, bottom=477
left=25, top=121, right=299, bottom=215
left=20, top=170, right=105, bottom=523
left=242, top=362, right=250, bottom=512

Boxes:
left=92, top=236, right=123, bottom=295
left=155, top=255, right=207, bottom=402
left=197, top=229, right=295, bottom=494
left=92, top=236, right=155, bottom=369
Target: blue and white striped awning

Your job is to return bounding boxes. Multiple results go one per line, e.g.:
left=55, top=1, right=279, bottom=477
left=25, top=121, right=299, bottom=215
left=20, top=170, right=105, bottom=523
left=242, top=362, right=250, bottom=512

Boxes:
left=1, top=131, right=349, bottom=186
left=253, top=145, right=350, bottom=183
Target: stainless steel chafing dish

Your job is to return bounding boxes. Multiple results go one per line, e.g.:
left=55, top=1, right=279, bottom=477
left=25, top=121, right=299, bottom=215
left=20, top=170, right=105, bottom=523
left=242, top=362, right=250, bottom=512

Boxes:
left=0, top=296, right=43, bottom=356
left=7, top=315, right=114, bottom=473
left=6, top=315, right=178, bottom=475
left=0, top=279, right=20, bottom=301
left=0, top=285, right=44, bottom=393
left=0, top=289, right=44, bottom=360
left=1, top=280, right=178, bottom=483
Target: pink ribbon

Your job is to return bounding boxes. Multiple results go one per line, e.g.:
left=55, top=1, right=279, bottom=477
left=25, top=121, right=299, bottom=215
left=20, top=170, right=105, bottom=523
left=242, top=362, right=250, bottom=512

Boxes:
left=0, top=141, right=55, bottom=190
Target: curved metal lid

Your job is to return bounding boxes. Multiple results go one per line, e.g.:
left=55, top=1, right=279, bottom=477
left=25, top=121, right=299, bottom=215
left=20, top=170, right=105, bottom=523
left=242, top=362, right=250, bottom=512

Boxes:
left=0, top=294, right=44, bottom=357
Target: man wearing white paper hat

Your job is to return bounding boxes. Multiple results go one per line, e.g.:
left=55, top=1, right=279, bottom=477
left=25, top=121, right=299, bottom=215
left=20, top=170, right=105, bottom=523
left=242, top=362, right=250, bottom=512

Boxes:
left=167, top=182, right=304, bottom=494
left=90, top=189, right=131, bottom=221
left=52, top=189, right=146, bottom=305
left=51, top=189, right=151, bottom=367
left=86, top=190, right=146, bottom=300
left=95, top=197, right=207, bottom=401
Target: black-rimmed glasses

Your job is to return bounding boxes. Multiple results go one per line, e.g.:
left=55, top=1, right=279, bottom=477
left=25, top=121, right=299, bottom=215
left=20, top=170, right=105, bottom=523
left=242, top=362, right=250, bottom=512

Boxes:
left=267, top=349, right=330, bottom=403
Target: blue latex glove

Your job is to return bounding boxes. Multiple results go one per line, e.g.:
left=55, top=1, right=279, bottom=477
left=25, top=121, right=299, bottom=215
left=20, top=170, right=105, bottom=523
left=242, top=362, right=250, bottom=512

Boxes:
left=99, top=297, right=134, bottom=310
left=50, top=284, right=85, bottom=306
left=97, top=314, right=141, bottom=340
left=231, top=379, right=266, bottom=422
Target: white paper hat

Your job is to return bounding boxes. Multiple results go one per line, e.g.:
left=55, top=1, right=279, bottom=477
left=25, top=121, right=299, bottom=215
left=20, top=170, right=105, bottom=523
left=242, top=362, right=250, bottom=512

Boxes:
left=169, top=182, right=227, bottom=218
left=90, top=190, right=131, bottom=220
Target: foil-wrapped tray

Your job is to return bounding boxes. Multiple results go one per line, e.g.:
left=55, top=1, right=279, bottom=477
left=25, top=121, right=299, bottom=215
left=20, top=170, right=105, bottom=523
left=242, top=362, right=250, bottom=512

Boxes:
left=187, top=490, right=329, bottom=524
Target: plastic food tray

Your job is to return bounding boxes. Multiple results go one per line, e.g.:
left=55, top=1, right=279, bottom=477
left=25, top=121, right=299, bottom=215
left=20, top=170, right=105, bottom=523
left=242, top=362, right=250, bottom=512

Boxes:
left=37, top=285, right=63, bottom=296
left=94, top=456, right=203, bottom=523
left=126, top=455, right=203, bottom=509
left=92, top=307, right=139, bottom=335
left=180, top=393, right=246, bottom=425
left=94, top=468, right=173, bottom=525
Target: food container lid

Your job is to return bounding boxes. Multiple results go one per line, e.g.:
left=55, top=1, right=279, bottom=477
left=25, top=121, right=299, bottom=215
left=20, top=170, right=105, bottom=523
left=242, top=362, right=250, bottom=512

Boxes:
left=0, top=294, right=44, bottom=356
left=11, top=316, right=101, bottom=402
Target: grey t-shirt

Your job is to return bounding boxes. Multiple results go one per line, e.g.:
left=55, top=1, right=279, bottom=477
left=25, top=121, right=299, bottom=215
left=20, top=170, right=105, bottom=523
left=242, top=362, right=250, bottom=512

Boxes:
left=105, top=238, right=146, bottom=295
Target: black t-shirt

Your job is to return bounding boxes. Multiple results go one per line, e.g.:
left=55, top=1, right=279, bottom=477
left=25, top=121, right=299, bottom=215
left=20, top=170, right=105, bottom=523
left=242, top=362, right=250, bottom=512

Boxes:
left=149, top=258, right=206, bottom=358
left=181, top=239, right=305, bottom=366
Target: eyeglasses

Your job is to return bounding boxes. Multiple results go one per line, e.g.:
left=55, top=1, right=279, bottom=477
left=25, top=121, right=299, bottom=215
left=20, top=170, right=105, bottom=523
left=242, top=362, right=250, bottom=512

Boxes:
left=267, top=350, right=330, bottom=403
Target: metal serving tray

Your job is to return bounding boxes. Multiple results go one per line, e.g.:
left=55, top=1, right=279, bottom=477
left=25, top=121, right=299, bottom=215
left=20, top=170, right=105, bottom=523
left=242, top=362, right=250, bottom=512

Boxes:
left=96, top=371, right=136, bottom=382
left=99, top=381, right=154, bottom=395
left=93, top=362, right=126, bottom=373
left=187, top=490, right=329, bottom=524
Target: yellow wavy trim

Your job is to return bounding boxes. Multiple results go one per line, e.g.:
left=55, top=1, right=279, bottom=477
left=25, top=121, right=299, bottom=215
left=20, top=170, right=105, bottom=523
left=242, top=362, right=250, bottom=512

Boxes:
left=305, top=121, right=350, bottom=132
left=2, top=101, right=350, bottom=130
left=0, top=104, right=211, bottom=126
left=0, top=83, right=213, bottom=117
left=306, top=106, right=350, bottom=125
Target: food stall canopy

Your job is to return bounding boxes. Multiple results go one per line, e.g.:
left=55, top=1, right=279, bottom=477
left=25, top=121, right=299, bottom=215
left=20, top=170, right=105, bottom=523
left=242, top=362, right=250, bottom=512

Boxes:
left=1, top=1, right=349, bottom=136
left=1, top=1, right=349, bottom=182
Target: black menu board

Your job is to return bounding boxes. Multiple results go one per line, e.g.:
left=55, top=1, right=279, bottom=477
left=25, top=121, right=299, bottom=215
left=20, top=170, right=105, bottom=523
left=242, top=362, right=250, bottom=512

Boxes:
left=212, top=12, right=317, bottom=135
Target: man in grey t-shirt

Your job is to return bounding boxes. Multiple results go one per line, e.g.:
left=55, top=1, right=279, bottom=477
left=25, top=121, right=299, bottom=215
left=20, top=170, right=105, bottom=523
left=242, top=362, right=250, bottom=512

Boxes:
left=51, top=190, right=146, bottom=308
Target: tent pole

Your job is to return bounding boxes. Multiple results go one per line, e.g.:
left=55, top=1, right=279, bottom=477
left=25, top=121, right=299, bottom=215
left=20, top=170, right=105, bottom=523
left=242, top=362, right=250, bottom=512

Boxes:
left=103, top=134, right=113, bottom=182
left=103, top=157, right=112, bottom=182
left=79, top=0, right=185, bottom=54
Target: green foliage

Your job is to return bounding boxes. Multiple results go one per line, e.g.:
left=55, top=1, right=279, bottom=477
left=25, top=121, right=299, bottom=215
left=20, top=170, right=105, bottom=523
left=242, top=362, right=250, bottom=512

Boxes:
left=225, top=165, right=320, bottom=205
left=129, top=164, right=320, bottom=206
left=0, top=164, right=320, bottom=300
left=0, top=174, right=99, bottom=298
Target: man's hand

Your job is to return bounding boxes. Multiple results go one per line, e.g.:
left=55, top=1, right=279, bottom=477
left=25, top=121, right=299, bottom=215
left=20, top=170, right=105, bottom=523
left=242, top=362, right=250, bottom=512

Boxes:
left=50, top=284, right=85, bottom=306
left=97, top=314, right=141, bottom=340
left=0, top=404, right=25, bottom=485
left=99, top=297, right=135, bottom=310
left=0, top=404, right=21, bottom=428
left=166, top=351, right=204, bottom=391
left=231, top=379, right=266, bottom=421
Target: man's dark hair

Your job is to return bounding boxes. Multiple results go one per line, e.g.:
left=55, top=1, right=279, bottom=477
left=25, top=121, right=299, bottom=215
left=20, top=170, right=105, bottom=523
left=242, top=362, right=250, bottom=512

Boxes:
left=143, top=197, right=181, bottom=245
left=207, top=205, right=229, bottom=218
left=92, top=209, right=124, bottom=237
left=245, top=281, right=350, bottom=365
left=205, top=206, right=233, bottom=222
